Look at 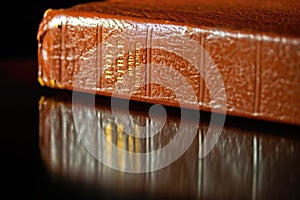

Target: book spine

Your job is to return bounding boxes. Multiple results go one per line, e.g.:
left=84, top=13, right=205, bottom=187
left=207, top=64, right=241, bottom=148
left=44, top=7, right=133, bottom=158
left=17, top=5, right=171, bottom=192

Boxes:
left=37, top=10, right=300, bottom=125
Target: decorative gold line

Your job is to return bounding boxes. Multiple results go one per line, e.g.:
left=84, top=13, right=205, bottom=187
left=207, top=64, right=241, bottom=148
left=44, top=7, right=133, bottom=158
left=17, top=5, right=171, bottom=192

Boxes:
left=254, top=38, right=262, bottom=114
left=199, top=32, right=206, bottom=105
left=146, top=27, right=153, bottom=98
left=97, top=24, right=103, bottom=89
left=60, top=21, right=64, bottom=87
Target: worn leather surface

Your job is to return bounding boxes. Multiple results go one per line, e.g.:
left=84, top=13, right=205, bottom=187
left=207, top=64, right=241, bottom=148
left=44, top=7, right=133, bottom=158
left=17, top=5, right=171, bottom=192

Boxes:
left=37, top=0, right=300, bottom=125
left=70, top=0, right=300, bottom=37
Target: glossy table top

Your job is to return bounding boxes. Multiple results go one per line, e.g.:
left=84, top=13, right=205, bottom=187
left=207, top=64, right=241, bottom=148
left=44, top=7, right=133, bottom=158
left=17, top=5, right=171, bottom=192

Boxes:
left=1, top=59, right=300, bottom=200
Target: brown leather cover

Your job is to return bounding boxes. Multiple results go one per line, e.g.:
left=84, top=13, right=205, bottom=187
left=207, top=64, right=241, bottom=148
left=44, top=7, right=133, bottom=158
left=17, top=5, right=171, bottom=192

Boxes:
left=37, top=0, right=300, bottom=125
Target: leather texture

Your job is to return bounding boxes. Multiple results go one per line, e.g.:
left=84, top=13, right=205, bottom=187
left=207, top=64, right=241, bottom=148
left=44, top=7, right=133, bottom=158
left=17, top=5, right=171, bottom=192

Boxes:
left=37, top=0, right=300, bottom=125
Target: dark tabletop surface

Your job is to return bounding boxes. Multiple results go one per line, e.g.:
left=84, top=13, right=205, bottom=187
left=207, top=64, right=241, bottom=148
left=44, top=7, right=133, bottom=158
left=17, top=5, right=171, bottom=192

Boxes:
left=1, top=1, right=300, bottom=200
left=1, top=58, right=300, bottom=200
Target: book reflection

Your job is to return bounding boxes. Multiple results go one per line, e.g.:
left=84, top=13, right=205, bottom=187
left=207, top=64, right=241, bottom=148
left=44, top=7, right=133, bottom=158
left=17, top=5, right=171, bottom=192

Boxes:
left=38, top=95, right=300, bottom=199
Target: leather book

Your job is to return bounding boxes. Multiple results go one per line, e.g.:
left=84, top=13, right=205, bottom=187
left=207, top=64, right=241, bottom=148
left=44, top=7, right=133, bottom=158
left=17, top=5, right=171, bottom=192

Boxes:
left=37, top=0, right=300, bottom=125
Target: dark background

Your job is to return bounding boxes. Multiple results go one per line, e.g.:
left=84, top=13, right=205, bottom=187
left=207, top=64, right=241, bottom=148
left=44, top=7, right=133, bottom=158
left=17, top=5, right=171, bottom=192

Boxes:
left=0, top=1, right=94, bottom=199
left=0, top=0, right=93, bottom=60
left=1, top=1, right=300, bottom=200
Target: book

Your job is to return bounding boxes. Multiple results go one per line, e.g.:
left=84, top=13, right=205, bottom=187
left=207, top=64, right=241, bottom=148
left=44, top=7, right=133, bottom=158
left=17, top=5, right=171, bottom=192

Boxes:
left=37, top=0, right=300, bottom=125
